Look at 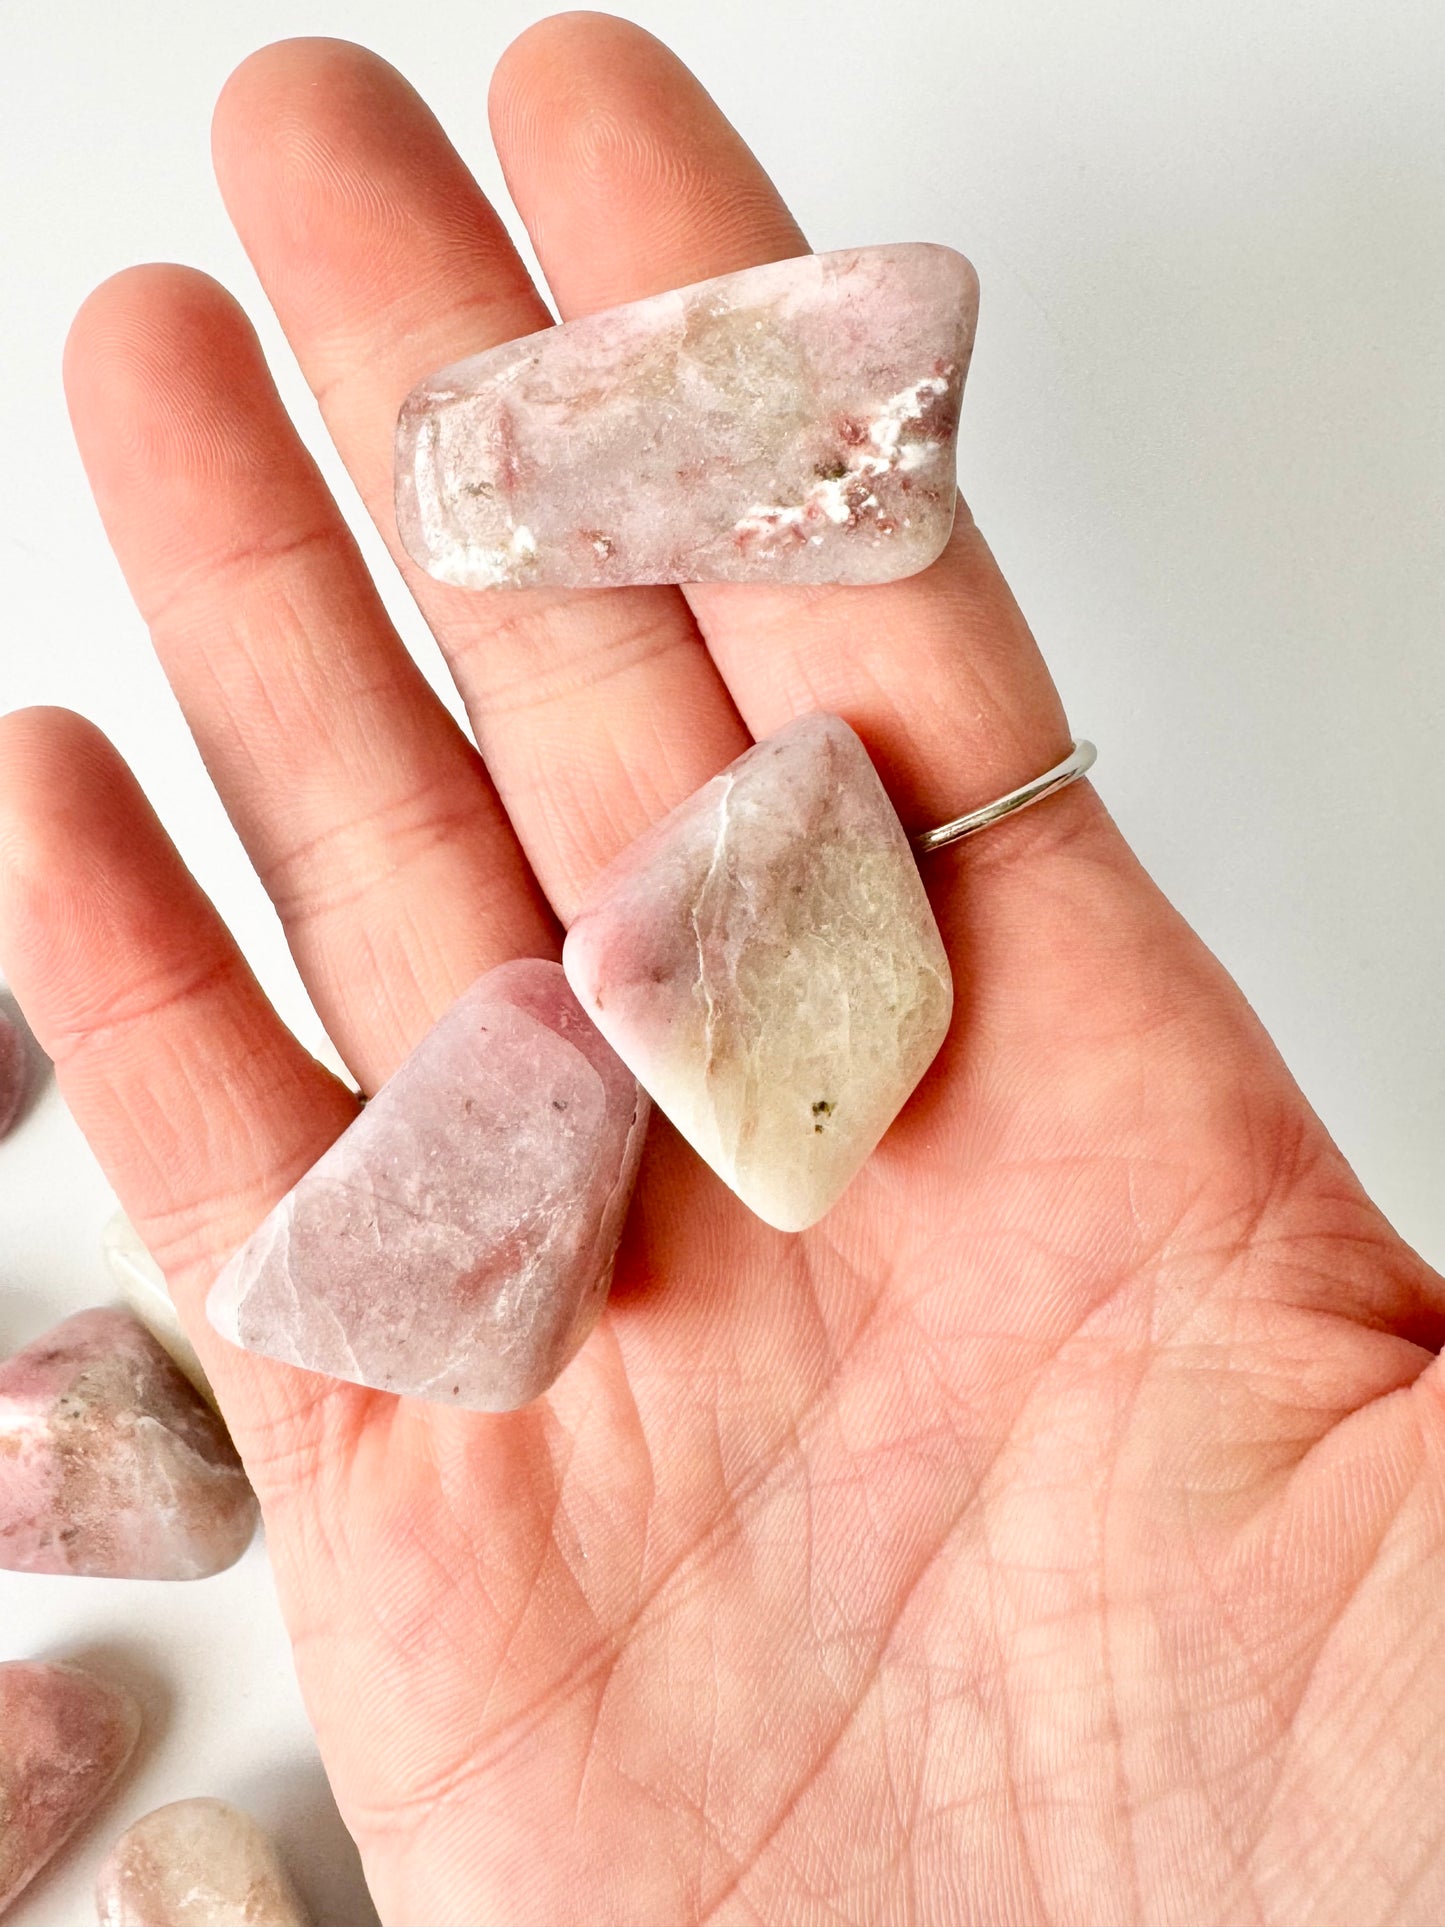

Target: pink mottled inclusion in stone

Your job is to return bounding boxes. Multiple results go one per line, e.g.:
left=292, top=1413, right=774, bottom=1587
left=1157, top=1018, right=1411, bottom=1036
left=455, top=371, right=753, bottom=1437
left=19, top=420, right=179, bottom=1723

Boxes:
left=396, top=243, right=977, bottom=589
left=564, top=714, right=953, bottom=1232
left=0, top=1660, right=141, bottom=1916
left=0, top=1308, right=256, bottom=1580
left=208, top=960, right=649, bottom=1411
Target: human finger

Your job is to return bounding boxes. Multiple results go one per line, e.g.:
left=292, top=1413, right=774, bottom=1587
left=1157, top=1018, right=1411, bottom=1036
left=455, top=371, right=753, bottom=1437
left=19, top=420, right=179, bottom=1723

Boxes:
left=0, top=706, right=368, bottom=1452
left=64, top=265, right=551, bottom=1092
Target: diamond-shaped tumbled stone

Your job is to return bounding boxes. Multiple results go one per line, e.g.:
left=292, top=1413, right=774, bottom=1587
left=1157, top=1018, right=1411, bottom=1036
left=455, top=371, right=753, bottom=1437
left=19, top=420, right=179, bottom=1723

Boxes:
left=563, top=714, right=953, bottom=1231
left=396, top=243, right=977, bottom=589
left=0, top=1308, right=257, bottom=1580
left=208, top=960, right=649, bottom=1411
left=0, top=1660, right=141, bottom=1915
left=96, top=1798, right=311, bottom=1927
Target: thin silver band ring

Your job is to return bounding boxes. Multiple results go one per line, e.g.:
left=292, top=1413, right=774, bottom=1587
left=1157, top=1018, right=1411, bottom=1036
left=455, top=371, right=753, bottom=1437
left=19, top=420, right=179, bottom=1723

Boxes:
left=912, top=739, right=1097, bottom=855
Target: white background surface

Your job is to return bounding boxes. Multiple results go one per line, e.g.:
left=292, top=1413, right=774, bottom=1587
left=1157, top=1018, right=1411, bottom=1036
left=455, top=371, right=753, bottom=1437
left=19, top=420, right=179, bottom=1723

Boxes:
left=2, top=1, right=1441, bottom=1920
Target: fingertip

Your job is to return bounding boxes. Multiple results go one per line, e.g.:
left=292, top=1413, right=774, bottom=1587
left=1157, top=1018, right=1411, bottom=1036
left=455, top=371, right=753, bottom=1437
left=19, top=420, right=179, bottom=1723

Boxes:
left=212, top=35, right=403, bottom=170
left=0, top=704, right=137, bottom=870
left=65, top=265, right=270, bottom=498
left=490, top=10, right=673, bottom=112
left=0, top=710, right=138, bottom=986
left=489, top=10, right=804, bottom=314
left=213, top=35, right=521, bottom=356
left=212, top=35, right=452, bottom=235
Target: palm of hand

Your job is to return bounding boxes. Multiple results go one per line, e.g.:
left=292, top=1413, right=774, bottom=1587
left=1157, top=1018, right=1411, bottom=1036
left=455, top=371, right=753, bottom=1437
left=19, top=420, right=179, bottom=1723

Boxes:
left=1, top=18, right=1438, bottom=1926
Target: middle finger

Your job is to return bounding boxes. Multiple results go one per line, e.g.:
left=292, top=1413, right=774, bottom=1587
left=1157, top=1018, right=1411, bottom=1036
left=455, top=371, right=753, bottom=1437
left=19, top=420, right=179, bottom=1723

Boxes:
left=212, top=36, right=754, bottom=919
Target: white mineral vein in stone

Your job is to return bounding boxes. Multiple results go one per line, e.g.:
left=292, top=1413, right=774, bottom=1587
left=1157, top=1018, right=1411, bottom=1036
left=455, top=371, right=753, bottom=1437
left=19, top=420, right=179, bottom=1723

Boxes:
left=102, top=1213, right=217, bottom=1411
left=396, top=243, right=977, bottom=588
left=207, top=959, right=649, bottom=1411
left=0, top=1308, right=257, bottom=1580
left=0, top=1661, right=141, bottom=1916
left=734, top=372, right=951, bottom=543
left=563, top=714, right=953, bottom=1231
left=95, top=1798, right=311, bottom=1927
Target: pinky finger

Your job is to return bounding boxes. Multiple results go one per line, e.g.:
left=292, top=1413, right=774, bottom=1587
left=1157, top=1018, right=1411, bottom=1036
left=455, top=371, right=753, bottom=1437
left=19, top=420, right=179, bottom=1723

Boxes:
left=0, top=705, right=363, bottom=1454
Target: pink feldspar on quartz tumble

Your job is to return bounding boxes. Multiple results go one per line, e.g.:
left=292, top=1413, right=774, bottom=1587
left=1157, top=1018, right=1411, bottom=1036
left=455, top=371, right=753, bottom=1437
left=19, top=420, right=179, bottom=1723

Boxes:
left=396, top=243, right=978, bottom=589
left=0, top=1308, right=257, bottom=1580
left=0, top=1012, right=26, bottom=1139
left=0, top=1660, right=141, bottom=1916
left=96, top=1798, right=311, bottom=1927
left=563, top=714, right=954, bottom=1232
left=207, top=959, right=649, bottom=1410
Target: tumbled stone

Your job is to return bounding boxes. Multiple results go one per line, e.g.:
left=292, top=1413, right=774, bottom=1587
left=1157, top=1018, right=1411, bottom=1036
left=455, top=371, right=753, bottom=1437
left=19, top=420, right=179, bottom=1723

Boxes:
left=0, top=1309, right=257, bottom=1579
left=563, top=714, right=953, bottom=1232
left=96, top=1798, right=310, bottom=1927
left=396, top=243, right=977, bottom=589
left=208, top=959, right=649, bottom=1411
left=0, top=1660, right=140, bottom=1916
left=0, top=1012, right=26, bottom=1140
left=102, top=1213, right=217, bottom=1411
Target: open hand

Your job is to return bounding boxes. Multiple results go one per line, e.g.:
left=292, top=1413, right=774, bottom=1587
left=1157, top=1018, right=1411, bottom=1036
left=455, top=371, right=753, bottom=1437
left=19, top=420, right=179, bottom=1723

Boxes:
left=1, top=17, right=1440, bottom=1923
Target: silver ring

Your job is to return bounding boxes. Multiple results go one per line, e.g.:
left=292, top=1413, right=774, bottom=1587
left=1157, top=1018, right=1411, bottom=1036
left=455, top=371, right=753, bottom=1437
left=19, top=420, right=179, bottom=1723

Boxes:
left=912, top=739, right=1097, bottom=855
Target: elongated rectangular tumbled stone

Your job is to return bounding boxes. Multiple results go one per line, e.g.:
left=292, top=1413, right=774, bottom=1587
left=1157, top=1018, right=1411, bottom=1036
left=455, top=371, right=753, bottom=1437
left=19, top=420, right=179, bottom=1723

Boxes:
left=396, top=243, right=977, bottom=589
left=563, top=714, right=953, bottom=1231
left=208, top=960, right=648, bottom=1411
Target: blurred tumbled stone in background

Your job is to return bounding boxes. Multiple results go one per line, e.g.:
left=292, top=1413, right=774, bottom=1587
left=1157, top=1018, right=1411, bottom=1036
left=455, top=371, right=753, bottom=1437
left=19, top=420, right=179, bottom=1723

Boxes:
left=0, top=1012, right=26, bottom=1140
left=95, top=1798, right=311, bottom=1927
left=0, top=1660, right=141, bottom=1916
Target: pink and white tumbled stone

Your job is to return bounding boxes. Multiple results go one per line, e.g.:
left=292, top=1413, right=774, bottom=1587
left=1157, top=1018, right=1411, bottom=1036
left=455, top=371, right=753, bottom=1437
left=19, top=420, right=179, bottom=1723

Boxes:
left=208, top=959, right=649, bottom=1411
left=96, top=1799, right=311, bottom=1927
left=0, top=1308, right=256, bottom=1581
left=563, top=714, right=953, bottom=1232
left=396, top=243, right=977, bottom=589
left=0, top=1660, right=141, bottom=1916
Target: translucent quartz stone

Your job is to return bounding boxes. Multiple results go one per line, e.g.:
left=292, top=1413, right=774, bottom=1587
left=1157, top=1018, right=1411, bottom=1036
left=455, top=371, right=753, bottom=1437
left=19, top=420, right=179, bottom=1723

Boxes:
left=0, top=1308, right=257, bottom=1580
left=0, top=1011, right=26, bottom=1139
left=208, top=960, right=649, bottom=1411
left=0, top=1660, right=141, bottom=1915
left=563, top=714, right=953, bottom=1232
left=396, top=243, right=977, bottom=589
left=96, top=1799, right=311, bottom=1927
left=102, top=1212, right=217, bottom=1411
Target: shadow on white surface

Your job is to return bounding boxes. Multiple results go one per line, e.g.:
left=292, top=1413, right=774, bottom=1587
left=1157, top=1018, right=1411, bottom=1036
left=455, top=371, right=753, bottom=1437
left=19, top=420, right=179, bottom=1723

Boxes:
left=0, top=1289, right=58, bottom=1360
left=232, top=1754, right=381, bottom=1927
